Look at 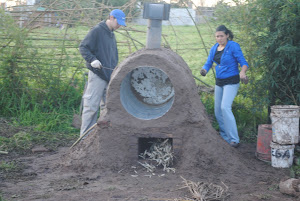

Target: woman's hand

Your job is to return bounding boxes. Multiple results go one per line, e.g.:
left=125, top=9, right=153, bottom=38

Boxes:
left=200, top=69, right=207, bottom=76
left=240, top=65, right=248, bottom=84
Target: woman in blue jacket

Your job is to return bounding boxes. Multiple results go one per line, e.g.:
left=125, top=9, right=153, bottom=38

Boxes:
left=200, top=25, right=249, bottom=148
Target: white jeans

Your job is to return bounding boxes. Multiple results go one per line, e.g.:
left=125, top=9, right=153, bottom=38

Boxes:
left=80, top=71, right=107, bottom=137
left=214, top=83, right=240, bottom=144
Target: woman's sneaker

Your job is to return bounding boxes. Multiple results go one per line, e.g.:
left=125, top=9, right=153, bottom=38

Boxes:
left=230, top=142, right=239, bottom=148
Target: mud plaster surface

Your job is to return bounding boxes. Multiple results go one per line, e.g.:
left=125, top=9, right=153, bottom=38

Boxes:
left=0, top=49, right=296, bottom=200
left=65, top=48, right=213, bottom=170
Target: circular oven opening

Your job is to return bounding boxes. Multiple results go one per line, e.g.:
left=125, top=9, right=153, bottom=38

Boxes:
left=120, top=67, right=175, bottom=120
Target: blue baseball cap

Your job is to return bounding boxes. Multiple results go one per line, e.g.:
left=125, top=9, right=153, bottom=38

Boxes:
left=110, top=9, right=126, bottom=26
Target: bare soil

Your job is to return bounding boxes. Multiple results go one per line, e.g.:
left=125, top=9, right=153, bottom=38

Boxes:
left=0, top=140, right=297, bottom=201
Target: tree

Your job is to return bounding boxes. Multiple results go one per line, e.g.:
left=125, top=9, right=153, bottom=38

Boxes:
left=214, top=0, right=300, bottom=108
left=258, top=0, right=300, bottom=106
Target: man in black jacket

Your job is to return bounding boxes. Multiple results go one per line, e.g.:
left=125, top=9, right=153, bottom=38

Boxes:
left=79, top=9, right=126, bottom=137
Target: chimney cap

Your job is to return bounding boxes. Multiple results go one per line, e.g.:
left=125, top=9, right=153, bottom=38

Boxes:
left=143, top=3, right=170, bottom=20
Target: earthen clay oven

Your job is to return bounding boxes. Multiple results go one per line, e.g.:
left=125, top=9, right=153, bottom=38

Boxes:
left=100, top=47, right=206, bottom=159
left=66, top=47, right=213, bottom=169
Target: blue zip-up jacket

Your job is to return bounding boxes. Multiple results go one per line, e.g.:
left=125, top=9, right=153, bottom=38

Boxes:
left=79, top=21, right=118, bottom=82
left=203, top=40, right=248, bottom=79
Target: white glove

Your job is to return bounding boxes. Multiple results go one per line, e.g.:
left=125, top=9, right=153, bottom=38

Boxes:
left=91, top=60, right=102, bottom=69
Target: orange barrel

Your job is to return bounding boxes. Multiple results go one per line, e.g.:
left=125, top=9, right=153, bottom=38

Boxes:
left=256, top=124, right=272, bottom=162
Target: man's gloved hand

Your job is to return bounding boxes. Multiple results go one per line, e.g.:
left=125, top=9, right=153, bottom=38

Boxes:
left=241, top=76, right=249, bottom=84
left=200, top=69, right=207, bottom=76
left=91, top=60, right=102, bottom=69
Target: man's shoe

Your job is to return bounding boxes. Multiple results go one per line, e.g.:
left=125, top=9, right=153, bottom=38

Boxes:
left=230, top=142, right=239, bottom=148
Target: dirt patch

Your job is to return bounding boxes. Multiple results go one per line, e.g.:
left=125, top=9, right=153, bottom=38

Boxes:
left=0, top=143, right=297, bottom=201
left=0, top=118, right=29, bottom=138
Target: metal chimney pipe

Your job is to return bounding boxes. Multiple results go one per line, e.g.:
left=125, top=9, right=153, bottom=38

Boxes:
left=143, top=3, right=170, bottom=49
left=146, top=19, right=162, bottom=49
